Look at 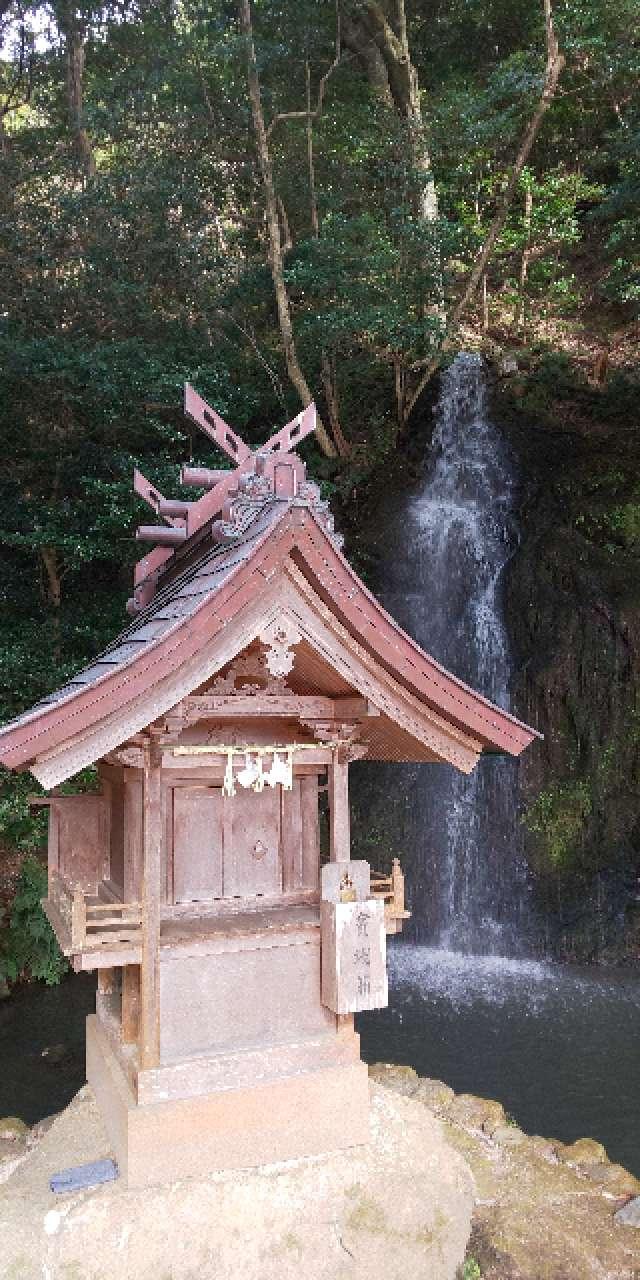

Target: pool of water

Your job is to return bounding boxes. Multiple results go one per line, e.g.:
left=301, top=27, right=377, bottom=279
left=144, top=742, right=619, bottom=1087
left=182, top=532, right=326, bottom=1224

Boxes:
left=2, top=955, right=639, bottom=1179
left=0, top=973, right=96, bottom=1125
left=357, top=944, right=640, bottom=1176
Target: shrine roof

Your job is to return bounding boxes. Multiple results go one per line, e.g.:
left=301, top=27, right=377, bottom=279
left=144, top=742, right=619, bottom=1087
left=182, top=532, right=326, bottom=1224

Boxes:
left=0, top=391, right=541, bottom=784
left=25, top=498, right=287, bottom=719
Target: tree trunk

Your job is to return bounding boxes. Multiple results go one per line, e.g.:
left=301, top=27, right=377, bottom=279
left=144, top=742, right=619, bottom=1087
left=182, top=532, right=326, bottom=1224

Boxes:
left=56, top=4, right=96, bottom=180
left=306, top=61, right=320, bottom=239
left=236, top=0, right=337, bottom=459
left=342, top=1, right=441, bottom=427
left=277, top=196, right=293, bottom=254
left=321, top=354, right=351, bottom=458
left=41, top=546, right=61, bottom=609
left=393, top=357, right=406, bottom=433
left=517, top=186, right=533, bottom=330
left=341, top=1, right=438, bottom=223
left=404, top=0, right=565, bottom=421
left=40, top=546, right=62, bottom=662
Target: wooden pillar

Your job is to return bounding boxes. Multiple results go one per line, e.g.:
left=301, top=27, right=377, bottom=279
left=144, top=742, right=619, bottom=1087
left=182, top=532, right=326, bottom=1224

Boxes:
left=122, top=964, right=141, bottom=1044
left=47, top=802, right=59, bottom=882
left=140, top=738, right=162, bottom=1069
left=328, top=750, right=350, bottom=862
left=71, top=887, right=86, bottom=950
left=96, top=967, right=115, bottom=1026
left=97, top=967, right=115, bottom=996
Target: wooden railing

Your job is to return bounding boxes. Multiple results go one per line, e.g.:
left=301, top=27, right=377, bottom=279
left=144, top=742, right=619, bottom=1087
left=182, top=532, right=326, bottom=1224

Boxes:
left=370, top=858, right=411, bottom=935
left=46, top=860, right=409, bottom=951
left=48, top=872, right=142, bottom=953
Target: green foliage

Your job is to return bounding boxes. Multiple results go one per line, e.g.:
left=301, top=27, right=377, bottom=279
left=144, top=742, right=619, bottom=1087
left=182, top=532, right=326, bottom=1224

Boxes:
left=457, top=1259, right=482, bottom=1280
left=594, top=113, right=640, bottom=306
left=0, top=774, right=48, bottom=854
left=524, top=781, right=593, bottom=869
left=0, top=856, right=68, bottom=986
left=0, top=766, right=101, bottom=863
left=604, top=502, right=640, bottom=550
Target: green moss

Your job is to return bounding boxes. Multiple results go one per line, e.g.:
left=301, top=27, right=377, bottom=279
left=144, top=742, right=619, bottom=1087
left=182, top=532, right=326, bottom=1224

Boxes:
left=523, top=781, right=592, bottom=870
left=280, top=1231, right=303, bottom=1253
left=458, top=1260, right=482, bottom=1280
left=345, top=1190, right=386, bottom=1234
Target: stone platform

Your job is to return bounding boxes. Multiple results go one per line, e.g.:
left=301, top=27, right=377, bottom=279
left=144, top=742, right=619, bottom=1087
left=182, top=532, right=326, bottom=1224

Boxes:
left=0, top=1081, right=474, bottom=1280
left=87, top=1014, right=370, bottom=1187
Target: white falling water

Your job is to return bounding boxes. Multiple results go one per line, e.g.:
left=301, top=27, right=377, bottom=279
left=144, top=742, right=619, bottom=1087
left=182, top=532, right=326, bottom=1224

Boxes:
left=380, top=352, right=532, bottom=954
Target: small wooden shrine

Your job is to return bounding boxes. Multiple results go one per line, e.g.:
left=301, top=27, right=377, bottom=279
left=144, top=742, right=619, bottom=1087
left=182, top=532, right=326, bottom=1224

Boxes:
left=0, top=387, right=538, bottom=1187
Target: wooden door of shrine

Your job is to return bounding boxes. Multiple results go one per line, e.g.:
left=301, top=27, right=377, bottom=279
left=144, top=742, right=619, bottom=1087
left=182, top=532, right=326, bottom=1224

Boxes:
left=169, top=782, right=282, bottom=905
left=171, top=784, right=224, bottom=903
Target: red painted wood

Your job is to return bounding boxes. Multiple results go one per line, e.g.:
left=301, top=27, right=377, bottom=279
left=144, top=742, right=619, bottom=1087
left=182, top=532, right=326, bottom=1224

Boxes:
left=133, top=470, right=181, bottom=529
left=0, top=502, right=539, bottom=771
left=260, top=402, right=316, bottom=456
left=52, top=795, right=110, bottom=892
left=172, top=785, right=223, bottom=903
left=0, top=512, right=296, bottom=765
left=184, top=384, right=252, bottom=466
left=291, top=512, right=537, bottom=754
left=281, top=781, right=303, bottom=891
left=226, top=785, right=281, bottom=898
left=133, top=398, right=315, bottom=593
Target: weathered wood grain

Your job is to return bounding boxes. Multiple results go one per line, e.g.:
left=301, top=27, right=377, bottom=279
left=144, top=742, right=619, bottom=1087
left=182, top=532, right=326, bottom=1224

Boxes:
left=140, top=738, right=162, bottom=1069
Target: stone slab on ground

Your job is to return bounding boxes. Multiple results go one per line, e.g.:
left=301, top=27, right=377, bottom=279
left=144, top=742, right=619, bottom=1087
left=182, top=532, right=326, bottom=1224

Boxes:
left=0, top=1082, right=474, bottom=1280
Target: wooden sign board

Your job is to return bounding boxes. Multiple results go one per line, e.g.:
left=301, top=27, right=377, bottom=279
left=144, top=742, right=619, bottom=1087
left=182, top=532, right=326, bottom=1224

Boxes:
left=320, top=898, right=387, bottom=1015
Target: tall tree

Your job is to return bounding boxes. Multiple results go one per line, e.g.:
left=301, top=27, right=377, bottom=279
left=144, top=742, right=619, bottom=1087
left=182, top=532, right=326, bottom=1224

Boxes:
left=404, top=0, right=565, bottom=419
left=341, top=0, right=437, bottom=223
left=55, top=3, right=96, bottom=180
left=236, top=0, right=339, bottom=459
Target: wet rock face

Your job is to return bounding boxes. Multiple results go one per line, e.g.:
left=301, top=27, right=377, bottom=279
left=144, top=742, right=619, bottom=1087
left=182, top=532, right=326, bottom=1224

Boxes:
left=492, top=366, right=640, bottom=963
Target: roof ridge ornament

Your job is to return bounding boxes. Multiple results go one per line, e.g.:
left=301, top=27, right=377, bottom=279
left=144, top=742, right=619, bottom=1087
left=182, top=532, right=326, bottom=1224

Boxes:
left=129, top=391, right=322, bottom=614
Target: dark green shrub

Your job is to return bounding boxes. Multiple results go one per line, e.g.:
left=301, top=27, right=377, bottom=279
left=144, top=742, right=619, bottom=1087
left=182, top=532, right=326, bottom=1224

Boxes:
left=0, top=856, right=68, bottom=986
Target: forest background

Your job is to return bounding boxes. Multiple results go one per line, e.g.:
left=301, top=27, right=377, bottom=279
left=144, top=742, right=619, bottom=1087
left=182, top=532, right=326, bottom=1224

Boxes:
left=0, top=0, right=638, bottom=980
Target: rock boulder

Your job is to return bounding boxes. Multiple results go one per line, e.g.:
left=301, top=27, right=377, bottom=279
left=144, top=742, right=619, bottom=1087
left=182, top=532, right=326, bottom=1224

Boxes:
left=0, top=1083, right=474, bottom=1280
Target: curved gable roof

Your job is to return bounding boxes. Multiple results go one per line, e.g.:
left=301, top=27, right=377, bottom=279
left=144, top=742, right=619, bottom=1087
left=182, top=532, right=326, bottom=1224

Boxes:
left=0, top=496, right=539, bottom=780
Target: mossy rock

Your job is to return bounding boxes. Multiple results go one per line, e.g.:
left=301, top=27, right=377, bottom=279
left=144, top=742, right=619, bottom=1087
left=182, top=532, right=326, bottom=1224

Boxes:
left=525, top=1135, right=558, bottom=1162
left=413, top=1078, right=456, bottom=1111
left=492, top=1124, right=527, bottom=1147
left=367, top=1063, right=420, bottom=1097
left=448, top=1094, right=507, bottom=1134
left=0, top=1118, right=29, bottom=1143
left=557, top=1137, right=608, bottom=1166
left=582, top=1163, right=640, bottom=1196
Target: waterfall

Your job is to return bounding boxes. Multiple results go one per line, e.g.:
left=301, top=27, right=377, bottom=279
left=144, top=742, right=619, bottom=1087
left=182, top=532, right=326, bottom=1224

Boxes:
left=371, top=352, right=533, bottom=955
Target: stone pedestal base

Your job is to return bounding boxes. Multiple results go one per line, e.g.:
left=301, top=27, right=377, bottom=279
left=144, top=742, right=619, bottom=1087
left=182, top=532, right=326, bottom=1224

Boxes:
left=86, top=1015, right=370, bottom=1189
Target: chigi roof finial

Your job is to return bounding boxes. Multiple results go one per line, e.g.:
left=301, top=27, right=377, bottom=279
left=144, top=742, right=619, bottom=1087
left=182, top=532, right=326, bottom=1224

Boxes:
left=129, top=386, right=319, bottom=614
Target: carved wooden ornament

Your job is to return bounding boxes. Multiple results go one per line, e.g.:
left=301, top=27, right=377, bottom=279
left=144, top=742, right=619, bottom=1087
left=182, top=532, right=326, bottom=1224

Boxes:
left=259, top=617, right=301, bottom=678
